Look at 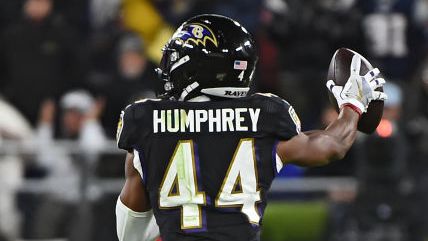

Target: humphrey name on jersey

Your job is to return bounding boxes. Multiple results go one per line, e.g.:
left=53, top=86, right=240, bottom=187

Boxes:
left=153, top=108, right=261, bottom=133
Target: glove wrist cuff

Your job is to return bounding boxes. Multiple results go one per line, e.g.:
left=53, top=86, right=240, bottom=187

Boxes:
left=341, top=103, right=363, bottom=117
left=343, top=98, right=365, bottom=112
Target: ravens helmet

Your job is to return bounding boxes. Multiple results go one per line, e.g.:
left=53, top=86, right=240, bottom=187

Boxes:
left=156, top=14, right=258, bottom=101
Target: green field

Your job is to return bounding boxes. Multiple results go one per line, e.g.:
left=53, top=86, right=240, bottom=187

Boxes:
left=262, top=201, right=328, bottom=241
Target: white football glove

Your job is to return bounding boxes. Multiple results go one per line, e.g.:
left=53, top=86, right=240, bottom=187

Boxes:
left=326, top=54, right=387, bottom=114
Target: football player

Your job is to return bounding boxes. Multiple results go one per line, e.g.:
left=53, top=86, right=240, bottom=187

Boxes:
left=115, top=14, right=386, bottom=241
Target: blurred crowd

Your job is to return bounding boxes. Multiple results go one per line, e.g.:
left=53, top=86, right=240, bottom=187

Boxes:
left=0, top=0, right=428, bottom=241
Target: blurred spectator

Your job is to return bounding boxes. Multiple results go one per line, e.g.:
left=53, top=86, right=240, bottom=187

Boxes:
left=406, top=56, right=428, bottom=134
left=332, top=82, right=411, bottom=241
left=155, top=0, right=262, bottom=33
left=0, top=97, right=33, bottom=141
left=414, top=0, right=428, bottom=38
left=382, top=81, right=403, bottom=121
left=59, top=91, right=107, bottom=147
left=30, top=90, right=107, bottom=240
left=358, top=0, right=426, bottom=81
left=91, top=33, right=158, bottom=137
left=0, top=97, right=31, bottom=241
left=89, top=0, right=120, bottom=30
left=54, top=0, right=90, bottom=36
left=212, top=0, right=262, bottom=33
left=260, top=0, right=363, bottom=128
left=155, top=0, right=201, bottom=26
left=35, top=90, right=107, bottom=159
left=121, top=0, right=174, bottom=62
left=0, top=0, right=85, bottom=126
left=404, top=56, right=428, bottom=241
left=87, top=16, right=123, bottom=78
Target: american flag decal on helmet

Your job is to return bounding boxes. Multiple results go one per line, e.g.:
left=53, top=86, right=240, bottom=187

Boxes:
left=234, top=60, right=247, bottom=70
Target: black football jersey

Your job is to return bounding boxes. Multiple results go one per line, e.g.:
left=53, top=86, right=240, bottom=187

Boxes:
left=117, top=93, right=301, bottom=241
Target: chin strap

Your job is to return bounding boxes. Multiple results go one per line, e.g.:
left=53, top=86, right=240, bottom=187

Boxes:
left=178, top=82, right=200, bottom=101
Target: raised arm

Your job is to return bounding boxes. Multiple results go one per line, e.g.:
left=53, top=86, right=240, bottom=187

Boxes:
left=277, top=55, right=387, bottom=167
left=277, top=106, right=359, bottom=166
left=116, top=152, right=160, bottom=241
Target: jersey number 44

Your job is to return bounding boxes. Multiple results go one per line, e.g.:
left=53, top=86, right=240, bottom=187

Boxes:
left=159, top=138, right=261, bottom=230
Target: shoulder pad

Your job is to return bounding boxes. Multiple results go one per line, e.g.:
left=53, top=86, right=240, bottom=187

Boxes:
left=254, top=92, right=289, bottom=103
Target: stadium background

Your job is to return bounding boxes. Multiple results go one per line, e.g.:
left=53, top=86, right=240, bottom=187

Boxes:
left=0, top=0, right=428, bottom=240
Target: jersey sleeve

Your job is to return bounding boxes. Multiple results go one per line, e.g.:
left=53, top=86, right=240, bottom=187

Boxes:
left=276, top=100, right=301, bottom=140
left=116, top=104, right=139, bottom=152
left=258, top=93, right=301, bottom=140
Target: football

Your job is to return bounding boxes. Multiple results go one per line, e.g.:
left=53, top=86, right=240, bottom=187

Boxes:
left=327, top=48, right=384, bottom=134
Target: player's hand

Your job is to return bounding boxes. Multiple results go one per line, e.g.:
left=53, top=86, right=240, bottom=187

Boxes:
left=326, top=55, right=387, bottom=114
left=85, top=97, right=106, bottom=121
left=39, top=99, right=56, bottom=124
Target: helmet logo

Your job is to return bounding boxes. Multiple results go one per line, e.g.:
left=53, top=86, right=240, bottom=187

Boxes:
left=173, top=23, right=218, bottom=47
